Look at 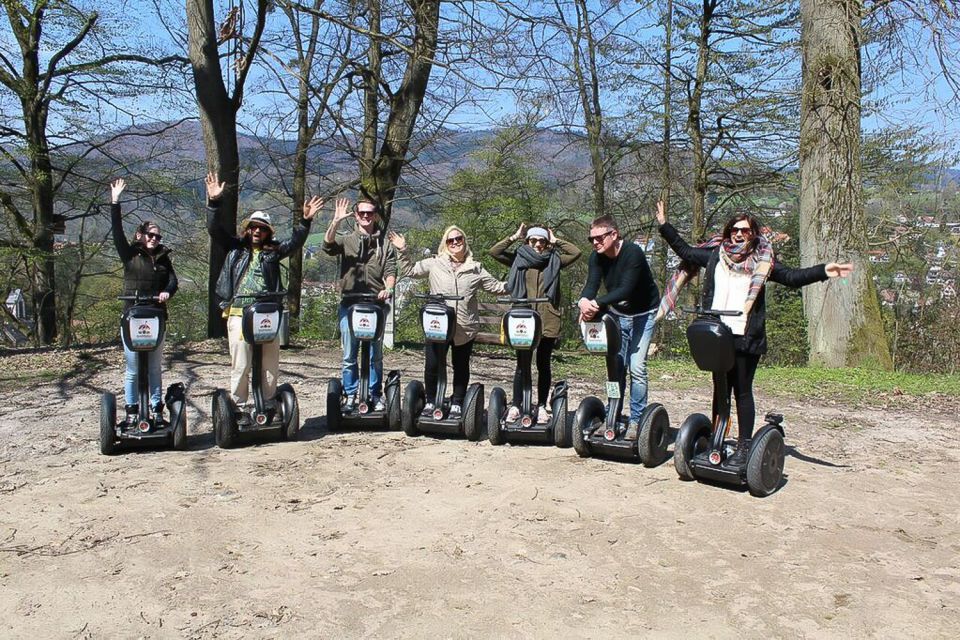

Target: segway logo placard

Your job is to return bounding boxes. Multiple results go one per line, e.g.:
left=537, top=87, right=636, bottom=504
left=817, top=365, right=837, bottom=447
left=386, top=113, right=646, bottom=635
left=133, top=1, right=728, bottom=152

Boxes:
left=507, top=317, right=534, bottom=347
left=129, top=317, right=160, bottom=348
left=352, top=311, right=378, bottom=339
left=605, top=381, right=621, bottom=399
left=581, top=321, right=607, bottom=352
left=422, top=311, right=449, bottom=341
left=253, top=311, right=280, bottom=342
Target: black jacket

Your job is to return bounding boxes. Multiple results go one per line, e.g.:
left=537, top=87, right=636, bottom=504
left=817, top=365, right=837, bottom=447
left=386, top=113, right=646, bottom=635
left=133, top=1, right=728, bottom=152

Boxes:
left=659, top=222, right=828, bottom=355
left=111, top=203, right=178, bottom=316
left=207, top=201, right=312, bottom=310
left=579, top=241, right=660, bottom=315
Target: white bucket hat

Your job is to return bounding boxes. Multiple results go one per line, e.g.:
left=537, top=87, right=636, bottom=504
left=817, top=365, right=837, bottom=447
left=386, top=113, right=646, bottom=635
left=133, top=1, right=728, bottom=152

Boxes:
left=241, top=211, right=275, bottom=235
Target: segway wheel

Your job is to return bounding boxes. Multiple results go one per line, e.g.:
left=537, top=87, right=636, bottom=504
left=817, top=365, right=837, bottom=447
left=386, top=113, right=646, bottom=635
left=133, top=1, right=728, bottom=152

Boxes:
left=551, top=394, right=570, bottom=448
left=674, top=413, right=712, bottom=480
left=637, top=402, right=670, bottom=467
left=326, top=379, right=343, bottom=431
left=385, top=382, right=402, bottom=431
left=402, top=381, right=424, bottom=437
left=463, top=384, right=484, bottom=442
left=487, top=387, right=506, bottom=445
left=99, top=392, right=118, bottom=456
left=571, top=396, right=603, bottom=458
left=213, top=390, right=237, bottom=449
left=278, top=383, right=299, bottom=441
left=170, top=398, right=188, bottom=451
left=746, top=427, right=785, bottom=497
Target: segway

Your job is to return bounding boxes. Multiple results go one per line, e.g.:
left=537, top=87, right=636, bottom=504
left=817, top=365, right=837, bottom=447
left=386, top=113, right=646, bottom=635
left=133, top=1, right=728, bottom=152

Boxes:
left=100, top=294, right=187, bottom=455
left=401, top=293, right=484, bottom=440
left=487, top=297, right=570, bottom=447
left=570, top=313, right=669, bottom=465
left=211, top=291, right=300, bottom=448
left=326, top=292, right=401, bottom=431
left=673, top=308, right=786, bottom=497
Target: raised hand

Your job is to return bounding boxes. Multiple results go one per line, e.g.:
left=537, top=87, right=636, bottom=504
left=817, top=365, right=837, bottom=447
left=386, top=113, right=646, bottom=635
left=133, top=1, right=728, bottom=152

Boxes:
left=387, top=230, right=406, bottom=250
left=302, top=195, right=324, bottom=221
left=332, top=197, right=351, bottom=224
left=110, top=178, right=126, bottom=204
left=548, top=227, right=557, bottom=244
left=512, top=222, right=528, bottom=242
left=655, top=200, right=667, bottom=225
left=825, top=262, right=854, bottom=278
left=205, top=172, right=226, bottom=201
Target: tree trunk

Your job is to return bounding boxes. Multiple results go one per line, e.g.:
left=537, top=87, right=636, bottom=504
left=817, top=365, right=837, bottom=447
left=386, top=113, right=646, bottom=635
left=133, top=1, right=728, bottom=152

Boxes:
left=659, top=0, right=673, bottom=291
left=186, top=0, right=263, bottom=338
left=687, top=0, right=716, bottom=241
left=366, top=0, right=440, bottom=224
left=799, top=0, right=891, bottom=368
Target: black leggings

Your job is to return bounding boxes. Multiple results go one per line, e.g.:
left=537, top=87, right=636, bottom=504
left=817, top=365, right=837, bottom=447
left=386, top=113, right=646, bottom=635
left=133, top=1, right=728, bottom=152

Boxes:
left=424, top=340, right=474, bottom=405
left=724, top=352, right=761, bottom=440
left=512, top=337, right=557, bottom=406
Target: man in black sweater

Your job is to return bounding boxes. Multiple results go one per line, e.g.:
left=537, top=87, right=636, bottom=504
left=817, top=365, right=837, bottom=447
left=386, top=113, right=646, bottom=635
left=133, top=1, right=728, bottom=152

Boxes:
left=578, top=214, right=660, bottom=439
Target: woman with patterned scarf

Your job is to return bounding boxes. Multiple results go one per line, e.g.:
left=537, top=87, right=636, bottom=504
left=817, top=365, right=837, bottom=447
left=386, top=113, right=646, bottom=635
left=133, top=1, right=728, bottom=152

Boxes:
left=655, top=201, right=853, bottom=466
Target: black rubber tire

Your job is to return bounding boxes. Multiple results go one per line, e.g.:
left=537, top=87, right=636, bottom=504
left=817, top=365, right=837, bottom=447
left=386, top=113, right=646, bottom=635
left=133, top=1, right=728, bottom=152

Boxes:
left=674, top=413, right=712, bottom=480
left=213, top=390, right=237, bottom=449
left=572, top=396, right=604, bottom=458
left=326, top=379, right=343, bottom=431
left=551, top=395, right=570, bottom=448
left=170, top=399, right=188, bottom=450
left=99, top=392, right=118, bottom=456
left=278, top=383, right=299, bottom=441
left=747, top=427, right=785, bottom=497
left=463, top=385, right=483, bottom=442
left=385, top=381, right=402, bottom=431
left=487, top=387, right=506, bottom=445
left=402, top=381, right=424, bottom=436
left=638, top=403, right=670, bottom=467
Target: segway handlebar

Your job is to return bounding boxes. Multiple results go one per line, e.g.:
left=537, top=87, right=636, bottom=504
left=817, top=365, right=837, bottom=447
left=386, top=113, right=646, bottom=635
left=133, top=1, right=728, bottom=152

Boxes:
left=497, top=296, right=550, bottom=304
left=681, top=306, right=743, bottom=317
left=341, top=292, right=384, bottom=301
left=415, top=293, right=463, bottom=301
left=118, top=294, right=163, bottom=303
left=249, top=290, right=288, bottom=300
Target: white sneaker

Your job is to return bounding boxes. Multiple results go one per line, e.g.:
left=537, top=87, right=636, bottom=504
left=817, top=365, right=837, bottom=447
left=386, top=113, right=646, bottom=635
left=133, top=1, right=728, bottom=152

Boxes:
left=449, top=404, right=462, bottom=419
left=537, top=406, right=549, bottom=424
left=506, top=406, right=520, bottom=422
left=421, top=402, right=435, bottom=417
left=373, top=398, right=386, bottom=412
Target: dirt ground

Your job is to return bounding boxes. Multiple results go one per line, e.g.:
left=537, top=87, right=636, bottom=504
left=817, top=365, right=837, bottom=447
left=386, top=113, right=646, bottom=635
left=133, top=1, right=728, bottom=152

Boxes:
left=1, top=341, right=958, bottom=639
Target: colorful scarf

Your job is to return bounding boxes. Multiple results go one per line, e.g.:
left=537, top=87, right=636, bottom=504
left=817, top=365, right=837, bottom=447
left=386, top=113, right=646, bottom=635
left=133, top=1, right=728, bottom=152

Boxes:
left=656, top=234, right=775, bottom=320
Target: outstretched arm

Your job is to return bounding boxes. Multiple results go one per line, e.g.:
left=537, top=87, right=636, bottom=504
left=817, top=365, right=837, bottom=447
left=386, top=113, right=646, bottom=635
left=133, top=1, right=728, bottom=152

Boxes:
left=109, top=179, right=135, bottom=261
left=204, top=172, right=241, bottom=248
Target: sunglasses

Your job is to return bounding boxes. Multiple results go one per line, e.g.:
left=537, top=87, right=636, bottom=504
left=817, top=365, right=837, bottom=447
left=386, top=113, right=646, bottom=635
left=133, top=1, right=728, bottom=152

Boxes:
left=731, top=225, right=753, bottom=235
left=355, top=209, right=377, bottom=217
left=446, top=235, right=465, bottom=245
left=588, top=229, right=614, bottom=244
left=528, top=237, right=548, bottom=245
left=144, top=231, right=162, bottom=241
left=249, top=225, right=271, bottom=234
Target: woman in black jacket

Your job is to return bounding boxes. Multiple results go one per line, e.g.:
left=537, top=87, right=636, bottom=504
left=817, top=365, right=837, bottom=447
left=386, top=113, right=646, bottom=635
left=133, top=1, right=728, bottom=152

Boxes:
left=655, top=201, right=853, bottom=465
left=110, top=178, right=178, bottom=420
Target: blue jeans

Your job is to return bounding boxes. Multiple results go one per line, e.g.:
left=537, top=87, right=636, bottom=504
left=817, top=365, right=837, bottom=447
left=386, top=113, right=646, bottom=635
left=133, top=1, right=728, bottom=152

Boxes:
left=616, top=310, right=656, bottom=423
left=123, top=337, right=164, bottom=407
left=338, top=304, right=383, bottom=399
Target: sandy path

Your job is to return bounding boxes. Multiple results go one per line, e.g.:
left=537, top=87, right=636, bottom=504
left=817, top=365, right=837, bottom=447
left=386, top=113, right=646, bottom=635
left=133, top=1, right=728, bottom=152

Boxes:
left=1, top=344, right=957, bottom=638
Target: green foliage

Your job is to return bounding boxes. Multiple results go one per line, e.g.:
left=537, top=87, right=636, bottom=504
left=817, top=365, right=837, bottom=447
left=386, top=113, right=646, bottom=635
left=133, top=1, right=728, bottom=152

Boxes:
left=297, top=290, right=341, bottom=341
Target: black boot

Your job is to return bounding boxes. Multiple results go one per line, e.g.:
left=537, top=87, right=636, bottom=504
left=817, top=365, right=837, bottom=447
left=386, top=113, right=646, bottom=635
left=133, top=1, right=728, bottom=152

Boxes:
left=727, top=438, right=752, bottom=466
left=125, top=404, right=139, bottom=425
left=152, top=402, right=164, bottom=422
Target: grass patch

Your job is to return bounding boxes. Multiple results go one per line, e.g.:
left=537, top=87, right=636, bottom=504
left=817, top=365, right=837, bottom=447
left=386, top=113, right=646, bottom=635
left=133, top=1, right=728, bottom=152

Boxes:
left=549, top=350, right=960, bottom=401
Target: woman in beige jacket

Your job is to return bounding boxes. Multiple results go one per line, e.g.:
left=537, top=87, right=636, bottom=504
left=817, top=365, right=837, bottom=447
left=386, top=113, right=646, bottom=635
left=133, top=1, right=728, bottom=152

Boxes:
left=389, top=226, right=506, bottom=417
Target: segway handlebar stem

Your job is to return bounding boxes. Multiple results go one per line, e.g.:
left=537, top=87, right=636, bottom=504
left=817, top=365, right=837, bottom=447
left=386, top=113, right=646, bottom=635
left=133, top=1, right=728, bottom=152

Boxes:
left=497, top=296, right=550, bottom=304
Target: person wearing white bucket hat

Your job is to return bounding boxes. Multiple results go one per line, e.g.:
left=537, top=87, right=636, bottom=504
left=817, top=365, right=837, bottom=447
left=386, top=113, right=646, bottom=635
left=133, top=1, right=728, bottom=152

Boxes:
left=205, top=172, right=323, bottom=408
